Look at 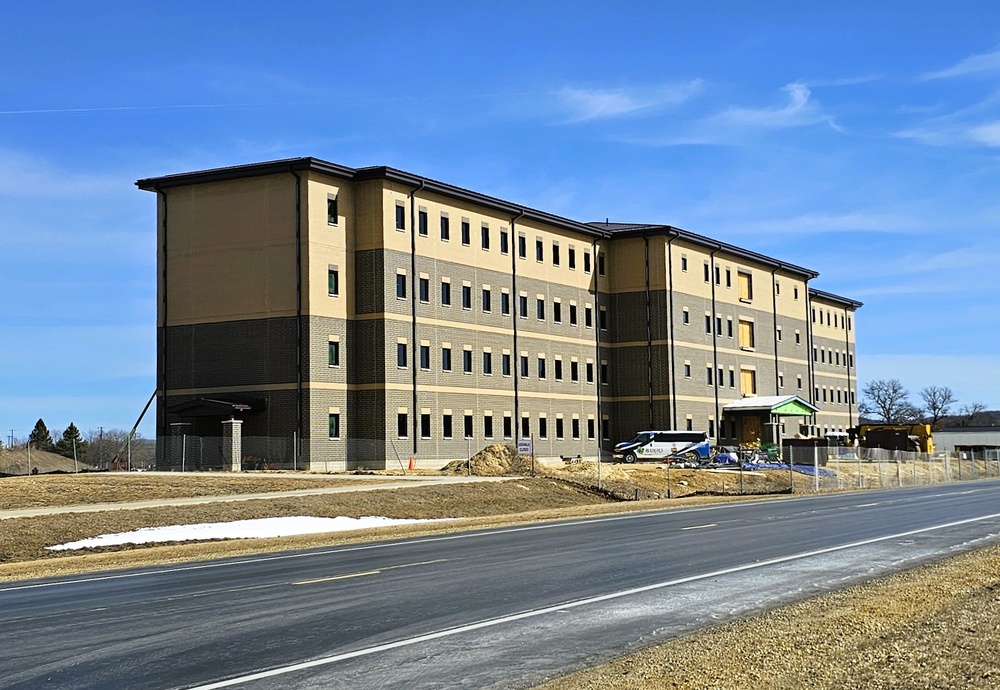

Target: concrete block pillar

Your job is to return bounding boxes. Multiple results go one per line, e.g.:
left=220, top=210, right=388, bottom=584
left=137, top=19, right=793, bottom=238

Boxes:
left=221, top=419, right=243, bottom=472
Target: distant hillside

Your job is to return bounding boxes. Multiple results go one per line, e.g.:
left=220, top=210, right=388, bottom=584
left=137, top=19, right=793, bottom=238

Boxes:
left=0, top=448, right=95, bottom=476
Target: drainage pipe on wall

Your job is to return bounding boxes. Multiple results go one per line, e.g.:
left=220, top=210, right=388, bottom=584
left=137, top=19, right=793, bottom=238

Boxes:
left=409, top=180, right=425, bottom=456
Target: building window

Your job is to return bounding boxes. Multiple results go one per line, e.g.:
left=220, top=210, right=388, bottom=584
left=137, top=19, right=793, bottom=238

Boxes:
left=599, top=307, right=608, bottom=331
left=586, top=361, right=594, bottom=384
left=520, top=354, right=529, bottom=378
left=568, top=246, right=576, bottom=269
left=725, top=268, right=732, bottom=288
left=681, top=255, right=688, bottom=272
left=794, top=286, right=800, bottom=300
left=483, top=351, right=492, bottom=375
left=418, top=210, right=428, bottom=236
left=519, top=294, right=528, bottom=318
left=703, top=262, right=710, bottom=282
left=553, top=244, right=561, bottom=266
left=795, top=330, right=801, bottom=345
left=397, top=343, right=407, bottom=368
left=396, top=273, right=407, bottom=299
left=327, top=196, right=338, bottom=225
left=729, top=369, right=736, bottom=388
left=521, top=416, right=530, bottom=439
left=704, top=314, right=711, bottom=334
left=443, top=414, right=453, bottom=438
left=328, top=268, right=339, bottom=297
left=419, top=277, right=429, bottom=303
left=585, top=306, right=593, bottom=329
left=482, top=288, right=492, bottom=313
left=684, top=363, right=691, bottom=378
left=584, top=251, right=592, bottom=273
left=778, top=373, right=785, bottom=388
left=569, top=304, right=578, bottom=326
left=442, top=346, right=452, bottom=371
left=501, top=291, right=511, bottom=316
left=420, top=413, right=431, bottom=439
left=536, top=298, right=545, bottom=320
left=441, top=280, right=451, bottom=306
left=587, top=418, right=596, bottom=440
left=776, top=326, right=782, bottom=343
left=601, top=417, right=610, bottom=441
left=440, top=215, right=450, bottom=240
left=328, top=413, right=340, bottom=439
left=686, top=418, right=693, bottom=432
left=420, top=345, right=430, bottom=370
left=463, top=349, right=473, bottom=374
left=502, top=353, right=511, bottom=377
left=328, top=341, right=340, bottom=367
left=539, top=417, right=548, bottom=439
left=797, top=375, right=803, bottom=390
left=598, top=252, right=605, bottom=276
left=518, top=234, right=527, bottom=259
left=397, top=412, right=408, bottom=438
left=738, top=271, right=753, bottom=302
left=537, top=356, right=546, bottom=379
left=709, top=419, right=715, bottom=437
left=481, top=225, right=490, bottom=250
left=395, top=205, right=405, bottom=230
left=726, top=317, right=733, bottom=338
left=484, top=414, right=494, bottom=439
left=554, top=358, right=563, bottom=381
left=741, top=369, right=757, bottom=395
left=535, top=238, right=544, bottom=262
left=714, top=265, right=721, bottom=285
left=503, top=415, right=512, bottom=439
left=706, top=366, right=714, bottom=386
left=461, top=220, right=471, bottom=246
left=462, top=285, right=472, bottom=310
left=600, top=361, right=609, bottom=385
left=553, top=301, right=562, bottom=323
left=570, top=360, right=579, bottom=382
left=682, top=308, right=689, bottom=325
left=500, top=228, right=509, bottom=254
left=464, top=414, right=473, bottom=439
left=738, top=320, right=755, bottom=349
left=572, top=418, right=580, bottom=439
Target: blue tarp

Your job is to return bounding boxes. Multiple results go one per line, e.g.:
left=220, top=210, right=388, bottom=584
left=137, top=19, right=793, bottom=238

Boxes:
left=742, top=462, right=837, bottom=477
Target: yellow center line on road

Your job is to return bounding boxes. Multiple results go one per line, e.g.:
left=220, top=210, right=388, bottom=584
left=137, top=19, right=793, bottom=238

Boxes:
left=681, top=523, right=717, bottom=531
left=293, top=558, right=449, bottom=586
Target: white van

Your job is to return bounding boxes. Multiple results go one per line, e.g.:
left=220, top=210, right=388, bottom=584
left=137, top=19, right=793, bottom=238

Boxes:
left=612, top=431, right=712, bottom=463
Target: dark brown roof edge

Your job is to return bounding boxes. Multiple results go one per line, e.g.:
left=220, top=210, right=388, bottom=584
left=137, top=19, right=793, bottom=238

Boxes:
left=809, top=287, right=863, bottom=309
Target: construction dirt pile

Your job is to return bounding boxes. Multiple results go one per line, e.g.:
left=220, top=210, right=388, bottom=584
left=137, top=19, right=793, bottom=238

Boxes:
left=0, top=448, right=94, bottom=476
left=441, top=444, right=537, bottom=476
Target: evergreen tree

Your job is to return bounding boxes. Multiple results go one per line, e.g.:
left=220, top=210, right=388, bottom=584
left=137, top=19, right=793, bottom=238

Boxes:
left=55, top=422, right=87, bottom=461
left=28, top=419, right=55, bottom=452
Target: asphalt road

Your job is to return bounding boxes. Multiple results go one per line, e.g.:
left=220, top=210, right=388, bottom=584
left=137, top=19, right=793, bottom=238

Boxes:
left=3, top=481, right=1000, bottom=689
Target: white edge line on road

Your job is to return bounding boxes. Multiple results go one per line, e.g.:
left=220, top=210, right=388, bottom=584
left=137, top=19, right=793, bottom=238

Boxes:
left=183, top=510, right=1000, bottom=690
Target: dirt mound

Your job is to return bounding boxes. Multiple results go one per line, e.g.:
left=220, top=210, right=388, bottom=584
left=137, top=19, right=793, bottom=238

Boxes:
left=441, top=444, right=536, bottom=476
left=0, top=448, right=93, bottom=476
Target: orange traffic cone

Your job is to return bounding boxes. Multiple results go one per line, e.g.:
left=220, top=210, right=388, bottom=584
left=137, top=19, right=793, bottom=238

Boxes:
left=408, top=456, right=415, bottom=470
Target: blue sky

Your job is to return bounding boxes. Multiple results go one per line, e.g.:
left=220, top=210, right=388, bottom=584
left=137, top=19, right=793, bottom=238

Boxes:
left=2, top=1, right=999, bottom=440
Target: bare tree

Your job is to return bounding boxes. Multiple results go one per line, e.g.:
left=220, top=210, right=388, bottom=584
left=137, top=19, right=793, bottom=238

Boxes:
left=920, top=386, right=957, bottom=430
left=959, top=401, right=987, bottom=427
left=860, top=379, right=920, bottom=423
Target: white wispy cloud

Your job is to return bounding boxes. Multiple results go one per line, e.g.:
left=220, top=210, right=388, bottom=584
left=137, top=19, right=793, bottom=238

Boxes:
left=554, top=80, right=704, bottom=123
left=711, top=82, right=839, bottom=130
left=919, top=48, right=1000, bottom=80
left=896, top=117, right=1000, bottom=148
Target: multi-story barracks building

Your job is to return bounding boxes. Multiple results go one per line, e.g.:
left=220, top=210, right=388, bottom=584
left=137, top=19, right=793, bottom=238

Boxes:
left=137, top=158, right=861, bottom=471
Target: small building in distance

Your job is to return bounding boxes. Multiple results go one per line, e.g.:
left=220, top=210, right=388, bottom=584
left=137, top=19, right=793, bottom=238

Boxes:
left=137, top=158, right=862, bottom=471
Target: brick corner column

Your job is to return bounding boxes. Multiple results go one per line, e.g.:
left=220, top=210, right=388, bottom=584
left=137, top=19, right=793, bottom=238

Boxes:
left=221, top=419, right=243, bottom=472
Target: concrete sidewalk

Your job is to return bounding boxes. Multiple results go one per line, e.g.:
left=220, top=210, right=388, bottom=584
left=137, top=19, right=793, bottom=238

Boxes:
left=0, top=475, right=514, bottom=520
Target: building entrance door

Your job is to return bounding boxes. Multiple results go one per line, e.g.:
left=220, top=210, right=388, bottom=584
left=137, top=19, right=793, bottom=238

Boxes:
left=740, top=416, right=761, bottom=444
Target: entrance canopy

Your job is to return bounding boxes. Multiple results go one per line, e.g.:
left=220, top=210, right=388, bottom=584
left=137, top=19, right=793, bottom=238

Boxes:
left=723, top=395, right=818, bottom=416
left=167, top=397, right=266, bottom=418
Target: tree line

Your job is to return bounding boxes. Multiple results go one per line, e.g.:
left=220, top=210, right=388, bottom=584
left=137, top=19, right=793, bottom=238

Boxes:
left=5, top=419, right=153, bottom=468
left=860, top=379, right=989, bottom=430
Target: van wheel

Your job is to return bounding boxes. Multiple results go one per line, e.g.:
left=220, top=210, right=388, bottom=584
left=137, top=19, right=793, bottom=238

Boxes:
left=624, top=451, right=637, bottom=463
left=685, top=451, right=700, bottom=463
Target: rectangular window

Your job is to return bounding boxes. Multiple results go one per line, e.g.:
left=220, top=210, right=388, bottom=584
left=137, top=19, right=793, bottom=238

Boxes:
left=681, top=255, right=688, bottom=271
left=585, top=306, right=593, bottom=329
left=482, top=288, right=492, bottom=312
left=726, top=268, right=732, bottom=288
left=795, top=330, right=801, bottom=345
left=419, top=345, right=430, bottom=370
left=397, top=343, right=407, bottom=368
left=554, top=358, right=563, bottom=381
left=684, top=363, right=691, bottom=378
left=441, top=280, right=451, bottom=306
left=571, top=360, right=579, bottom=382
left=418, top=277, right=429, bottom=303
left=778, top=373, right=784, bottom=388
left=568, top=246, right=576, bottom=269
left=442, top=346, right=452, bottom=371
left=738, top=319, right=755, bottom=349
left=704, top=314, right=711, bottom=334
left=776, top=326, right=783, bottom=342
left=327, top=268, right=339, bottom=296
left=420, top=413, right=431, bottom=439
left=328, top=341, right=340, bottom=367
left=686, top=418, right=693, bottom=432
left=539, top=417, right=548, bottom=439
left=537, top=356, right=546, bottom=379
left=599, top=307, right=608, bottom=331
left=600, top=361, right=609, bottom=385
left=703, top=262, right=710, bottom=282
left=552, top=244, right=561, bottom=266
left=464, top=414, right=473, bottom=439
left=397, top=412, right=408, bottom=438
left=520, top=354, right=529, bottom=378
left=716, top=316, right=723, bottom=336
left=598, top=252, right=605, bottom=276
left=502, top=353, right=511, bottom=377
left=584, top=251, right=592, bottom=273
left=396, top=273, right=407, bottom=299
left=536, top=298, right=545, bottom=320
left=714, top=265, right=721, bottom=285
left=569, top=304, right=578, bottom=326
left=553, top=301, right=562, bottom=323
left=738, top=271, right=753, bottom=302
left=587, top=418, right=595, bottom=440
left=418, top=210, right=428, bottom=236
left=440, top=215, right=450, bottom=240
left=794, top=286, right=800, bottom=300
left=726, top=317, right=733, bottom=338
left=395, top=205, right=405, bottom=230
left=501, top=291, right=511, bottom=316
left=483, top=351, right=492, bottom=375
left=706, top=366, right=713, bottom=386
left=328, top=413, right=340, bottom=439
left=443, top=414, right=453, bottom=439
left=518, top=234, right=527, bottom=258
left=519, top=294, right=528, bottom=318
left=484, top=414, right=494, bottom=439
left=729, top=369, right=736, bottom=388
left=481, top=225, right=490, bottom=250
left=461, top=220, right=471, bottom=246
left=682, top=309, right=690, bottom=325
left=462, top=285, right=472, bottom=310
left=327, top=196, right=338, bottom=225
left=521, top=416, right=530, bottom=439
left=741, top=369, right=757, bottom=395
left=536, top=238, right=544, bottom=262
left=500, top=228, right=509, bottom=254
left=797, top=375, right=803, bottom=390
left=586, top=361, right=594, bottom=383
left=709, top=419, right=715, bottom=437
left=503, top=415, right=512, bottom=439
left=601, top=418, right=610, bottom=441
left=572, top=418, right=580, bottom=440
left=463, top=349, right=473, bottom=374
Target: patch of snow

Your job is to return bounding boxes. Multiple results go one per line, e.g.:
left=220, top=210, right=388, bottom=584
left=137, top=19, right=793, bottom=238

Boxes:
left=47, top=516, right=448, bottom=551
